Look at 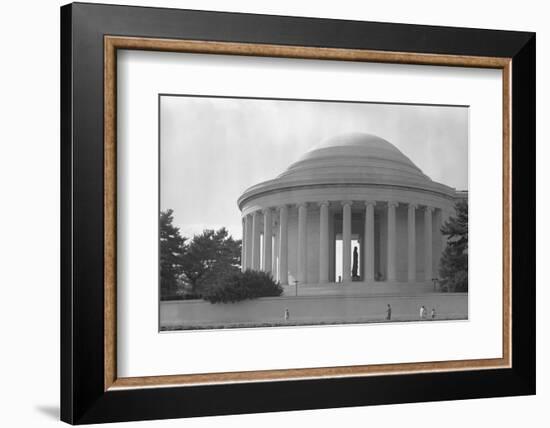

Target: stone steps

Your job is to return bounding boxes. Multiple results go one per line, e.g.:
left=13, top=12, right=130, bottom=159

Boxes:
left=282, top=281, right=436, bottom=297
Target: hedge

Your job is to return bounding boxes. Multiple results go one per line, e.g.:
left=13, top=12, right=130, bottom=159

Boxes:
left=202, top=269, right=283, bottom=303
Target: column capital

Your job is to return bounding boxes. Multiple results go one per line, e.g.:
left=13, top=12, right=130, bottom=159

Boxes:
left=340, top=200, right=353, bottom=207
left=252, top=209, right=261, bottom=217
left=408, top=203, right=418, bottom=210
left=387, top=201, right=399, bottom=208
left=262, top=207, right=273, bottom=214
left=424, top=205, right=435, bottom=212
left=297, top=202, right=308, bottom=209
left=364, top=200, right=376, bottom=207
left=318, top=200, right=330, bottom=208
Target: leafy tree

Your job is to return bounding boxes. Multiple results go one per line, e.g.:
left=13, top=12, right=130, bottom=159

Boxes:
left=180, top=228, right=242, bottom=293
left=439, top=199, right=468, bottom=292
left=160, top=209, right=185, bottom=299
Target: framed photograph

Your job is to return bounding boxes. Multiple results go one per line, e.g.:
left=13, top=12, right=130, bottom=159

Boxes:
left=60, top=2, right=535, bottom=424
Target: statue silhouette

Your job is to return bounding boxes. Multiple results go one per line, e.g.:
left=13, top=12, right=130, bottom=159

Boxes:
left=352, top=246, right=359, bottom=278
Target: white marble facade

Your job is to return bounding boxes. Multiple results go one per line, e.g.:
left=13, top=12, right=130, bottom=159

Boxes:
left=238, top=133, right=465, bottom=285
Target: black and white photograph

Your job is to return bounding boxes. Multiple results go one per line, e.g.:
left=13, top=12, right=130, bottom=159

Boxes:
left=159, top=95, right=469, bottom=331
left=0, top=0, right=541, bottom=426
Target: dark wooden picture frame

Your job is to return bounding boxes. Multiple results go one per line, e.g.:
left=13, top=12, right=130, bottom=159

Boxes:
left=61, top=2, right=535, bottom=424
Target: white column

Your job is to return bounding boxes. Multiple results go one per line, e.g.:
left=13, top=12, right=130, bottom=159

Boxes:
left=342, top=201, right=352, bottom=282
left=272, top=229, right=278, bottom=280
left=319, top=201, right=330, bottom=283
left=244, top=214, right=253, bottom=270
left=262, top=208, right=273, bottom=274
left=251, top=210, right=261, bottom=270
left=433, top=208, right=443, bottom=277
left=297, top=203, right=308, bottom=284
left=241, top=217, right=246, bottom=272
left=407, top=204, right=417, bottom=281
left=424, top=206, right=434, bottom=282
left=364, top=201, right=376, bottom=282
left=278, top=205, right=289, bottom=285
left=387, top=201, right=398, bottom=281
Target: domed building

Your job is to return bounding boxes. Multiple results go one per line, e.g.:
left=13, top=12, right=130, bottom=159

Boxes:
left=237, top=132, right=465, bottom=286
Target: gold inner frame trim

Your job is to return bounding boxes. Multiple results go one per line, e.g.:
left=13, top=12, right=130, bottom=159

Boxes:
left=104, top=35, right=512, bottom=391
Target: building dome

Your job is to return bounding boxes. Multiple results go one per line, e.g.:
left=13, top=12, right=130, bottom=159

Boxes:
left=237, top=132, right=454, bottom=209
left=279, top=132, right=426, bottom=183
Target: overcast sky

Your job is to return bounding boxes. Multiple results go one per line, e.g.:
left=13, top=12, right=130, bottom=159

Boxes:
left=160, top=96, right=468, bottom=241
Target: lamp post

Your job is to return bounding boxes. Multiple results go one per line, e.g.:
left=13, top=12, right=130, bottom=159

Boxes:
left=294, top=280, right=299, bottom=297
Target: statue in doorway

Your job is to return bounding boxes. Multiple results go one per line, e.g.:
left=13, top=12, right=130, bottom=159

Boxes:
left=352, top=246, right=359, bottom=278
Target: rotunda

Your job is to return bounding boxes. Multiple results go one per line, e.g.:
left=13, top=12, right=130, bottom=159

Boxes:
left=237, top=132, right=464, bottom=285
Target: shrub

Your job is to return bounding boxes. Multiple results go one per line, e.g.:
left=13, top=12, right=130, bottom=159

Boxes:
left=440, top=269, right=468, bottom=293
left=202, top=270, right=283, bottom=303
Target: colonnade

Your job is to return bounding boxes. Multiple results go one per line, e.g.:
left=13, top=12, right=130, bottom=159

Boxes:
left=242, top=201, right=445, bottom=285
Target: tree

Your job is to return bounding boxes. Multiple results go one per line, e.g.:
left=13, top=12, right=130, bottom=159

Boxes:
left=439, top=199, right=468, bottom=292
left=180, top=228, right=242, bottom=294
left=160, top=209, right=185, bottom=299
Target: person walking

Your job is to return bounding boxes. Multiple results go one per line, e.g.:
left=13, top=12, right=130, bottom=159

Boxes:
left=386, top=304, right=392, bottom=321
left=431, top=307, right=436, bottom=320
